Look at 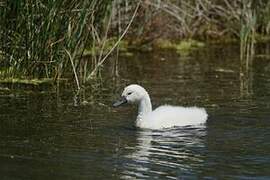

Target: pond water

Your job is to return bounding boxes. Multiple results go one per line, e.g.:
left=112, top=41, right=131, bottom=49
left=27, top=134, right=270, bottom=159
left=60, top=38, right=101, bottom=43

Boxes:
left=1, top=43, right=270, bottom=179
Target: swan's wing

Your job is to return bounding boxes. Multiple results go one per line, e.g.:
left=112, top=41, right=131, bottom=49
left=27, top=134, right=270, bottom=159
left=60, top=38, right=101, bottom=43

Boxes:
left=142, top=105, right=207, bottom=129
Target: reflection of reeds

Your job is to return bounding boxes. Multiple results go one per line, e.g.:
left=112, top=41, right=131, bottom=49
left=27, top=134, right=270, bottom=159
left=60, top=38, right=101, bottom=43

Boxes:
left=240, top=54, right=254, bottom=98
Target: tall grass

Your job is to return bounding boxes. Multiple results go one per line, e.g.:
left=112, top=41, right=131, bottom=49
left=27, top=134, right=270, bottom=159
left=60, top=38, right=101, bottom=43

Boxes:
left=0, top=0, right=141, bottom=89
left=1, top=1, right=102, bottom=79
left=239, top=1, right=256, bottom=97
left=240, top=1, right=256, bottom=61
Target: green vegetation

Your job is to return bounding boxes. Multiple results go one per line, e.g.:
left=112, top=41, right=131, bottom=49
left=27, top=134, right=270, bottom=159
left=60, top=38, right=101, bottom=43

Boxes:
left=0, top=0, right=269, bottom=88
left=0, top=78, right=53, bottom=86
left=0, top=0, right=140, bottom=88
left=82, top=38, right=129, bottom=57
left=155, top=39, right=205, bottom=53
left=0, top=0, right=113, bottom=82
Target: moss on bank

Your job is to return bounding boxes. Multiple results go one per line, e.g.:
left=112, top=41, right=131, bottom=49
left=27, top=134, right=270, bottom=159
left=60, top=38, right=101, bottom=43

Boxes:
left=82, top=38, right=130, bottom=57
left=154, top=39, right=205, bottom=54
left=0, top=78, right=54, bottom=85
left=80, top=35, right=270, bottom=58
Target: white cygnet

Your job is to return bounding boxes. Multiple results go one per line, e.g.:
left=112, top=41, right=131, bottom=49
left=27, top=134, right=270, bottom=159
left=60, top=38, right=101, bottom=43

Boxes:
left=113, top=84, right=208, bottom=129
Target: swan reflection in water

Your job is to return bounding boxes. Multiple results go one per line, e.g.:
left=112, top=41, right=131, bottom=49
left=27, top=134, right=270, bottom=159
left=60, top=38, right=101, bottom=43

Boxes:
left=121, top=125, right=207, bottom=179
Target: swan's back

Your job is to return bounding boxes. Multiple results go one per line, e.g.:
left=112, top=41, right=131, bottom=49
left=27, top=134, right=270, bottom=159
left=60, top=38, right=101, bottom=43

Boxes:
left=137, top=105, right=208, bottom=129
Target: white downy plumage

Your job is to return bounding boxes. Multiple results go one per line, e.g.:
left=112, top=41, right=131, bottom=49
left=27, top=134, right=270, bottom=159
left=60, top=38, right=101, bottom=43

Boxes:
left=113, top=84, right=208, bottom=129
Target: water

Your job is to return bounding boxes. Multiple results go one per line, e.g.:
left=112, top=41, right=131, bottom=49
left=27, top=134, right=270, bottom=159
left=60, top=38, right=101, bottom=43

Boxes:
left=1, top=43, right=270, bottom=179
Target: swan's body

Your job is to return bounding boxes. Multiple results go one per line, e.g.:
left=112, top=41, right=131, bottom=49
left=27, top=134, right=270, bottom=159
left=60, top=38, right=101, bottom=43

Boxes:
left=137, top=105, right=207, bottom=129
left=113, top=84, right=208, bottom=129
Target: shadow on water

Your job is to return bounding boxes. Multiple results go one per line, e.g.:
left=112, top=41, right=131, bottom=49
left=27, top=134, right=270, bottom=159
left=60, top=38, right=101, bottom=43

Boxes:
left=1, top=43, right=270, bottom=179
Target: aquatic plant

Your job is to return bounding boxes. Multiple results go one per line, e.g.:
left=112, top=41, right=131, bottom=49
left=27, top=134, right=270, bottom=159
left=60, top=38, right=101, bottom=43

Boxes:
left=1, top=0, right=270, bottom=89
left=0, top=0, right=141, bottom=89
left=240, top=1, right=256, bottom=61
left=0, top=1, right=107, bottom=79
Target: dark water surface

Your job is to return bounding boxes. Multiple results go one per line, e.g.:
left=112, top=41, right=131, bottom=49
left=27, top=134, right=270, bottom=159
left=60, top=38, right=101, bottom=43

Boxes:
left=1, top=44, right=270, bottom=179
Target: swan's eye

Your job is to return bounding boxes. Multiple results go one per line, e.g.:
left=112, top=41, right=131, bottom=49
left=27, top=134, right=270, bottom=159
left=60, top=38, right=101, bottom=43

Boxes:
left=127, top=92, right=132, bottom=95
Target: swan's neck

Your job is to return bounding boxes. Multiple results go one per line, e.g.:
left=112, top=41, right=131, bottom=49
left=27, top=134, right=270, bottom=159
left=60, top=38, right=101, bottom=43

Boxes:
left=137, top=93, right=152, bottom=121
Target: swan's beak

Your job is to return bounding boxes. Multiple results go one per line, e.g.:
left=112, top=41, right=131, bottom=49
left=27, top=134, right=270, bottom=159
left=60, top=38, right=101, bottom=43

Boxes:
left=113, top=96, right=128, bottom=107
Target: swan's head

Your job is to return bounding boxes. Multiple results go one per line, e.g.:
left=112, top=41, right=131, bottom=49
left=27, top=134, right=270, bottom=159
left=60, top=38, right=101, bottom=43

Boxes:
left=113, top=84, right=148, bottom=107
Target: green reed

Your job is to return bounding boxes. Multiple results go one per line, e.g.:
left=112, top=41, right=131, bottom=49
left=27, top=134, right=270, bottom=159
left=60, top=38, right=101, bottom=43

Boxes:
left=0, top=0, right=114, bottom=84
left=0, top=0, right=142, bottom=89
left=240, top=2, right=256, bottom=61
left=1, top=0, right=269, bottom=89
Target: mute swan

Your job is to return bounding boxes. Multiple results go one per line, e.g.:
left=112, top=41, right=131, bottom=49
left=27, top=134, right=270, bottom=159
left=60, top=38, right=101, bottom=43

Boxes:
left=113, top=84, right=208, bottom=129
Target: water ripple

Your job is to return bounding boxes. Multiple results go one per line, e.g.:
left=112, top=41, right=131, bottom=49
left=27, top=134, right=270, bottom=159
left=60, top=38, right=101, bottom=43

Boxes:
left=121, top=126, right=207, bottom=178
